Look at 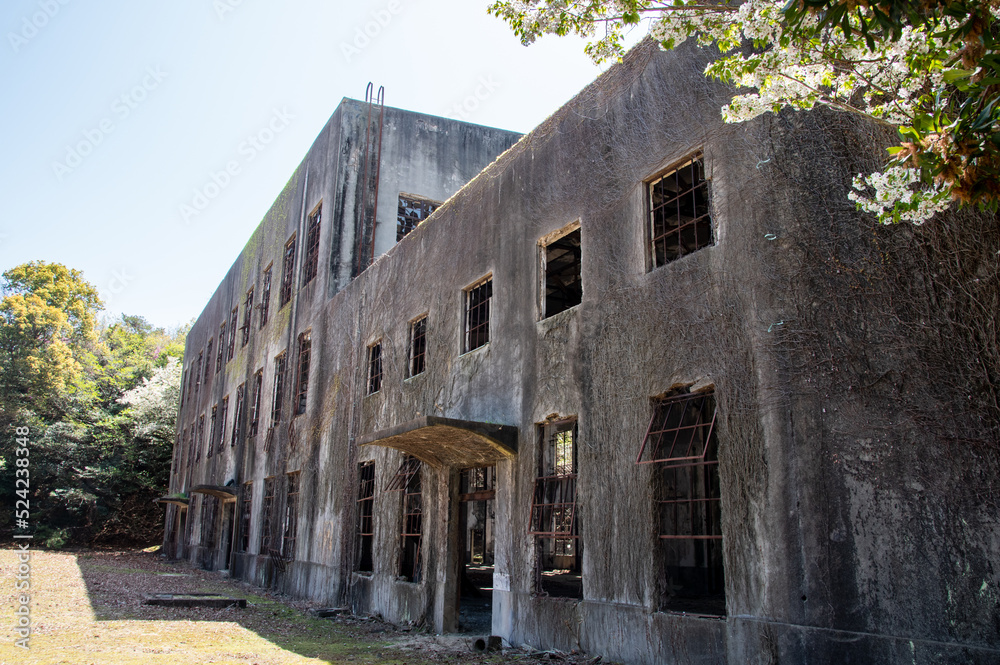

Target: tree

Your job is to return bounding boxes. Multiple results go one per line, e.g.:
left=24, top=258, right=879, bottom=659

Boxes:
left=488, top=0, right=1000, bottom=224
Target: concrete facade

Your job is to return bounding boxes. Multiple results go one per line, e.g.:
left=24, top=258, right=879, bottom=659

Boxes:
left=165, top=42, right=1000, bottom=665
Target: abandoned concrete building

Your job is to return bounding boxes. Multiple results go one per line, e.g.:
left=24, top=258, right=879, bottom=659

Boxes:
left=162, top=42, right=1000, bottom=665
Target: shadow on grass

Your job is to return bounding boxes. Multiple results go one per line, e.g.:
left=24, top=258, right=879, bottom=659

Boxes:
left=74, top=549, right=488, bottom=665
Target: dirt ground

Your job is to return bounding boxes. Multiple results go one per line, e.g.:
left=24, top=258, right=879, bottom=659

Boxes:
left=0, top=547, right=611, bottom=665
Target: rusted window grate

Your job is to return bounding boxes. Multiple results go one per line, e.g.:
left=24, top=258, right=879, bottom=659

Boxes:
left=649, top=153, right=712, bottom=268
left=280, top=235, right=296, bottom=308
left=396, top=194, right=439, bottom=241
left=231, top=383, right=245, bottom=447
left=205, top=339, right=214, bottom=383
left=295, top=332, right=311, bottom=414
left=241, top=288, right=254, bottom=347
left=464, top=277, right=492, bottom=352
left=282, top=472, right=300, bottom=560
left=217, top=395, right=228, bottom=454
left=408, top=316, right=426, bottom=378
left=208, top=406, right=218, bottom=459
left=260, top=264, right=272, bottom=329
left=636, top=391, right=718, bottom=466
left=367, top=341, right=382, bottom=395
left=227, top=307, right=239, bottom=361
left=271, top=352, right=287, bottom=427
left=386, top=455, right=421, bottom=492
left=303, top=207, right=321, bottom=285
left=239, top=481, right=252, bottom=552
left=399, top=457, right=422, bottom=582
left=531, top=419, right=582, bottom=598
left=260, top=477, right=275, bottom=554
left=217, top=322, right=226, bottom=373
left=542, top=226, right=582, bottom=318
left=356, top=462, right=375, bottom=572
left=249, top=369, right=263, bottom=438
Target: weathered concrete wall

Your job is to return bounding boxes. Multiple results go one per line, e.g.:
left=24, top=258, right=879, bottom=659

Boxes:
left=169, top=39, right=1000, bottom=665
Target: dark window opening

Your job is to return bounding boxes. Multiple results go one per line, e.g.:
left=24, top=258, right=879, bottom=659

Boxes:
left=205, top=339, right=214, bottom=383
left=542, top=227, right=582, bottom=318
left=397, top=194, right=439, bottom=241
left=649, top=153, right=712, bottom=267
left=217, top=322, right=226, bottom=373
left=208, top=405, right=218, bottom=459
left=282, top=472, right=300, bottom=560
left=465, top=277, right=492, bottom=353
left=303, top=207, right=321, bottom=285
left=260, top=264, right=272, bottom=328
left=202, top=496, right=220, bottom=550
left=408, top=316, right=427, bottom=378
left=231, top=383, right=245, bottom=447
left=397, top=457, right=422, bottom=582
left=367, top=341, right=382, bottom=395
left=239, top=481, right=252, bottom=552
left=227, top=307, right=239, bottom=361
left=196, top=415, right=205, bottom=462
left=295, top=332, right=311, bottom=414
left=280, top=235, right=296, bottom=307
left=530, top=419, right=582, bottom=598
left=195, top=351, right=203, bottom=399
left=217, top=395, right=228, bottom=454
left=260, top=476, right=275, bottom=556
left=640, top=390, right=725, bottom=616
left=459, top=465, right=496, bottom=623
left=356, top=462, right=376, bottom=572
left=249, top=369, right=263, bottom=438
left=242, top=288, right=254, bottom=347
left=271, top=352, right=287, bottom=427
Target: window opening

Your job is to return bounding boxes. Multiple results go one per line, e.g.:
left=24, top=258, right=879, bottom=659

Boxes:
left=195, top=351, right=203, bottom=399
left=397, top=456, right=422, bottom=582
left=530, top=419, right=582, bottom=598
left=242, top=288, right=254, bottom=347
left=408, top=316, right=427, bottom=378
left=280, top=235, right=296, bottom=307
left=356, top=462, right=376, bottom=572
left=367, top=341, right=382, bottom=395
left=649, top=153, right=711, bottom=267
left=217, top=322, right=226, bottom=373
left=231, top=383, right=245, bottom=447
left=271, top=352, right=287, bottom=427
left=217, top=395, right=229, bottom=454
left=205, top=339, right=214, bottom=383
left=303, top=207, right=321, bottom=285
left=227, top=307, right=239, bottom=361
left=295, top=332, right=311, bottom=414
left=464, top=277, right=492, bottom=353
left=397, top=194, right=439, bottom=241
left=283, top=472, right=300, bottom=560
left=639, top=390, right=724, bottom=614
left=196, top=415, right=205, bottom=462
left=239, top=481, right=252, bottom=552
left=208, top=405, right=218, bottom=459
left=202, top=495, right=219, bottom=550
left=542, top=227, right=582, bottom=318
left=249, top=369, right=263, bottom=438
left=260, top=264, right=272, bottom=328
left=260, top=477, right=275, bottom=556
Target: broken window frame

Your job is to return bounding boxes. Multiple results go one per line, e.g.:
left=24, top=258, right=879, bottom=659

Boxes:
left=239, top=481, right=252, bottom=552
left=367, top=340, right=382, bottom=395
left=249, top=369, right=263, bottom=438
left=355, top=461, right=376, bottom=573
left=648, top=152, right=712, bottom=269
left=303, top=206, right=321, bottom=285
left=217, top=395, right=229, bottom=454
left=539, top=222, right=583, bottom=319
left=282, top=471, right=300, bottom=560
left=260, top=264, right=273, bottom=329
left=280, top=234, right=296, bottom=308
left=260, top=476, right=276, bottom=556
left=407, top=315, right=427, bottom=378
left=241, top=287, right=254, bottom=347
left=396, top=193, right=440, bottom=241
left=271, top=352, right=287, bottom=428
left=231, top=383, right=245, bottom=447
left=464, top=276, right=492, bottom=353
left=636, top=390, right=718, bottom=466
left=217, top=322, right=226, bottom=373
left=295, top=331, right=311, bottom=415
left=397, top=456, right=423, bottom=582
left=227, top=307, right=239, bottom=361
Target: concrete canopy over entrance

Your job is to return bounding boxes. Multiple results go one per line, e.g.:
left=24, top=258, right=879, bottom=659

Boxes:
left=190, top=485, right=238, bottom=502
left=357, top=416, right=517, bottom=468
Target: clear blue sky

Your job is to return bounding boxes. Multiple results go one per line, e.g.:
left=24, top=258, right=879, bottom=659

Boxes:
left=0, top=0, right=622, bottom=329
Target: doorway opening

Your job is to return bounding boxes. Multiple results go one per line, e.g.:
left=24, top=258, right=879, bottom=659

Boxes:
left=457, top=465, right=496, bottom=633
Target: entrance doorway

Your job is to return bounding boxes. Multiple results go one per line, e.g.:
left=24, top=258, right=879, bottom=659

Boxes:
left=457, top=466, right=496, bottom=633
